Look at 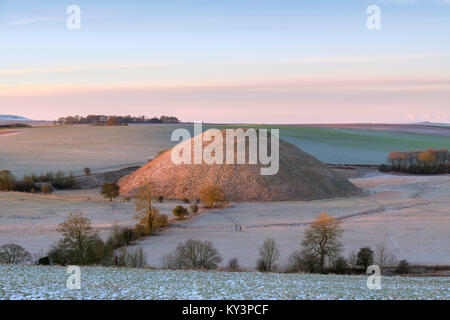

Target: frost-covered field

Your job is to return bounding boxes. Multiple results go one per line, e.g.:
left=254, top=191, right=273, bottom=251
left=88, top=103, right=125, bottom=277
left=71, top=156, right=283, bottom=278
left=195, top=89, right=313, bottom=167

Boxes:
left=2, top=125, right=449, bottom=177
left=0, top=265, right=448, bottom=300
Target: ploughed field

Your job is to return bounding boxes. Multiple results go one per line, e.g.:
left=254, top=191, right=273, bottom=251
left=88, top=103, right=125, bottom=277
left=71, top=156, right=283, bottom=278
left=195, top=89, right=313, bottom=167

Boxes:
left=1, top=124, right=449, bottom=177
left=0, top=265, right=448, bottom=300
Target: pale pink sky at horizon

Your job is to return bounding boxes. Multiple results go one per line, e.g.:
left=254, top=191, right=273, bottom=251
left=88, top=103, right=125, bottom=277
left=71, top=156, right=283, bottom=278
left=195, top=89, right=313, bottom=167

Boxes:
left=1, top=1, right=449, bottom=123
left=2, top=59, right=449, bottom=123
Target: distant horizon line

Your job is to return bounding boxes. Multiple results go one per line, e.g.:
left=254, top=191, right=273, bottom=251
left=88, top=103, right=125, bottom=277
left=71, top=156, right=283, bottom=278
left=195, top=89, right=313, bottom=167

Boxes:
left=1, top=118, right=449, bottom=126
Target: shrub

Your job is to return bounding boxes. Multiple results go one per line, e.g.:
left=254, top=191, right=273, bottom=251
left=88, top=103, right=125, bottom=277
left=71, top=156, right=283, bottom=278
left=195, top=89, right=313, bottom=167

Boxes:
left=161, top=252, right=180, bottom=269
left=0, top=243, right=32, bottom=264
left=106, top=224, right=136, bottom=249
left=190, top=204, right=199, bottom=215
left=38, top=256, right=51, bottom=265
left=182, top=198, right=190, bottom=204
left=121, top=228, right=138, bottom=245
left=101, top=182, right=120, bottom=201
left=173, top=205, right=188, bottom=220
left=356, top=247, right=374, bottom=270
left=14, top=179, right=37, bottom=193
left=49, top=236, right=111, bottom=266
left=157, top=195, right=164, bottom=203
left=378, top=164, right=391, bottom=172
left=116, top=246, right=147, bottom=268
left=161, top=239, right=222, bottom=270
left=227, top=258, right=240, bottom=271
left=0, top=170, right=16, bottom=191
left=331, top=256, right=348, bottom=274
left=84, top=167, right=91, bottom=175
left=285, top=250, right=306, bottom=273
left=155, top=214, right=169, bottom=228
left=47, top=243, right=69, bottom=265
left=127, top=247, right=147, bottom=268
left=396, top=260, right=410, bottom=274
left=51, top=171, right=75, bottom=189
left=256, top=238, right=280, bottom=272
left=302, top=252, right=320, bottom=273
left=199, top=185, right=228, bottom=208
left=285, top=250, right=322, bottom=273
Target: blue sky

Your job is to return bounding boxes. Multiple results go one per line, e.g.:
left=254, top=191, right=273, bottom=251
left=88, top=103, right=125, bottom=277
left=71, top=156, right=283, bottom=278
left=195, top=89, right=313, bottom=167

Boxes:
left=0, top=0, right=449, bottom=123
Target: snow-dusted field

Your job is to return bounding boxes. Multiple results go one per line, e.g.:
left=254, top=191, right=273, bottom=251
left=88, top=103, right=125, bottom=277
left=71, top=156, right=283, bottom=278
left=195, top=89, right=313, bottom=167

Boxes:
left=1, top=174, right=449, bottom=268
left=0, top=265, right=448, bottom=300
left=139, top=174, right=450, bottom=268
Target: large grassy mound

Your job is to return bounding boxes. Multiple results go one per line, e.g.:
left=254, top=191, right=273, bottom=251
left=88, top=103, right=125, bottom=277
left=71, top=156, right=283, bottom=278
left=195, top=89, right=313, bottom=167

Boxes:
left=118, top=129, right=360, bottom=201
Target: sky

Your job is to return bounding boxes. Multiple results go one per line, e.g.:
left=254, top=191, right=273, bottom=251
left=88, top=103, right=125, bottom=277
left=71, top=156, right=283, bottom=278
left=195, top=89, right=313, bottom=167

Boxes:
left=0, top=0, right=449, bottom=123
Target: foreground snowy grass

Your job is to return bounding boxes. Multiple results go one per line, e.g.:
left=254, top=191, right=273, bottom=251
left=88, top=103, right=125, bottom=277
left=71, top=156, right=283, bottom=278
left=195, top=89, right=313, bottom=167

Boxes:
left=0, top=265, right=448, bottom=300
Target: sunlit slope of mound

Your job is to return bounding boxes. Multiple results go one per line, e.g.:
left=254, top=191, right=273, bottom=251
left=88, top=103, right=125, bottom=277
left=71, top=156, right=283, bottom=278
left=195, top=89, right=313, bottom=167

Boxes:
left=118, top=129, right=361, bottom=201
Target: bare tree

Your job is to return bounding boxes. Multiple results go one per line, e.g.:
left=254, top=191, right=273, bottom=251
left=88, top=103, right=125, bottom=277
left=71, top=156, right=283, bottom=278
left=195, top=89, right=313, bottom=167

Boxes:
left=375, top=243, right=397, bottom=269
left=101, top=182, right=120, bottom=201
left=301, top=213, right=343, bottom=272
left=0, top=243, right=32, bottom=264
left=134, top=183, right=168, bottom=235
left=348, top=251, right=358, bottom=269
left=256, top=238, right=280, bottom=272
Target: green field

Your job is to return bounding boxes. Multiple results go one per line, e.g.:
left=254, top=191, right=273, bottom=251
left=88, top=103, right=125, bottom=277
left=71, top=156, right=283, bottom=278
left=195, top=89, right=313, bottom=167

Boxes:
left=250, top=125, right=450, bottom=164
left=1, top=125, right=449, bottom=176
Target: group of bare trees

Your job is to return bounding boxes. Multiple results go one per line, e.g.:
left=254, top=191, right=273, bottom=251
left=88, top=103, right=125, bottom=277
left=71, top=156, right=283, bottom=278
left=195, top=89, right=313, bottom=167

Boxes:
left=384, top=148, right=449, bottom=174
left=55, top=114, right=180, bottom=125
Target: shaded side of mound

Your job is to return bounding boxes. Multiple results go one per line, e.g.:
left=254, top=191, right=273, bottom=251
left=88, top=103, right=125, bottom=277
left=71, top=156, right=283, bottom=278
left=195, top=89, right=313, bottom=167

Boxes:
left=118, top=130, right=361, bottom=201
left=74, top=166, right=140, bottom=189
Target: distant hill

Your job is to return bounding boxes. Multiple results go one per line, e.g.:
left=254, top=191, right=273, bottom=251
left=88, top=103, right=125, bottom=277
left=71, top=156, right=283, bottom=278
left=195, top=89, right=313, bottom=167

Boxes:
left=0, top=115, right=31, bottom=121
